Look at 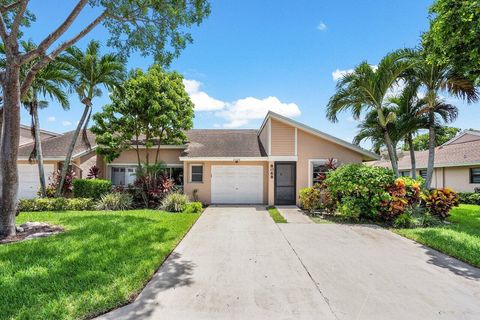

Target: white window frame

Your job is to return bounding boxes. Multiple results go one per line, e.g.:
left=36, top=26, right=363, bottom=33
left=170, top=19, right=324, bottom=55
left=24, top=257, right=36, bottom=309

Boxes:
left=308, top=159, right=331, bottom=187
left=189, top=164, right=204, bottom=183
left=109, top=165, right=138, bottom=186
left=400, top=170, right=411, bottom=177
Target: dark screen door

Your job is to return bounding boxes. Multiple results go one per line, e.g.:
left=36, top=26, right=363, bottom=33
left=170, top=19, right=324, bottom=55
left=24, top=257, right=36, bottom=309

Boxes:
left=275, top=162, right=296, bottom=205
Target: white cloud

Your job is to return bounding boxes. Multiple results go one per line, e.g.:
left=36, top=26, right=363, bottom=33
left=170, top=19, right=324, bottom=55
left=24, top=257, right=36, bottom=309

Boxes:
left=62, top=121, right=72, bottom=127
left=217, top=96, right=301, bottom=128
left=183, top=79, right=226, bottom=111
left=317, top=22, right=327, bottom=31
left=47, top=116, right=56, bottom=122
left=332, top=68, right=353, bottom=81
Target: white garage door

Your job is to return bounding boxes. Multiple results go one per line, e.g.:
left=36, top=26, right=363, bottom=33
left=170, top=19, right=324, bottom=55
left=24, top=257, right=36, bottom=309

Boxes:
left=18, top=163, right=55, bottom=199
left=211, top=165, right=264, bottom=204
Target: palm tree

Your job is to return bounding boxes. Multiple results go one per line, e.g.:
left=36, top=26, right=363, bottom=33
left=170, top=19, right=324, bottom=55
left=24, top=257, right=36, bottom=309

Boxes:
left=55, top=41, right=125, bottom=196
left=408, top=51, right=478, bottom=188
left=1, top=41, right=72, bottom=197
left=387, top=81, right=428, bottom=179
left=326, top=50, right=414, bottom=176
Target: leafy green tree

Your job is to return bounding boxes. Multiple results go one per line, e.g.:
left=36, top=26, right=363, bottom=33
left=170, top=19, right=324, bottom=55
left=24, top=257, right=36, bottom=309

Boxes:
left=327, top=50, right=414, bottom=176
left=92, top=65, right=194, bottom=167
left=0, top=0, right=210, bottom=238
left=423, top=0, right=480, bottom=83
left=388, top=81, right=428, bottom=179
left=407, top=50, right=478, bottom=188
left=55, top=41, right=125, bottom=197
left=405, top=126, right=461, bottom=151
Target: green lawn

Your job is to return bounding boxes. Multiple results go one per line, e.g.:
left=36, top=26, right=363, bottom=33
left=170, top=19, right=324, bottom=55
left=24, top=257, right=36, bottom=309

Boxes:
left=267, top=207, right=287, bottom=223
left=0, top=210, right=199, bottom=320
left=395, top=204, right=480, bottom=268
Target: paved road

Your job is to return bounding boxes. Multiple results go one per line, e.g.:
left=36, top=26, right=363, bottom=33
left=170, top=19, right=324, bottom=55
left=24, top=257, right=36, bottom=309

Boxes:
left=97, top=206, right=480, bottom=320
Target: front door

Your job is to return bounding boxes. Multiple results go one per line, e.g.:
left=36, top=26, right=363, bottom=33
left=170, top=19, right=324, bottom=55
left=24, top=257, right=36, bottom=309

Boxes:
left=274, top=162, right=296, bottom=205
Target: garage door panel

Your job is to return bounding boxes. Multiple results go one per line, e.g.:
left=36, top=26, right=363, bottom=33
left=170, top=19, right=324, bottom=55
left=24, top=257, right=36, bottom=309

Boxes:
left=18, top=164, right=55, bottom=199
left=211, top=165, right=263, bottom=204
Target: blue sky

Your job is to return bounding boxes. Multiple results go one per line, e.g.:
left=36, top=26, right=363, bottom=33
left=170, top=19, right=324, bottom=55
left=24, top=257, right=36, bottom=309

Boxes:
left=20, top=0, right=480, bottom=147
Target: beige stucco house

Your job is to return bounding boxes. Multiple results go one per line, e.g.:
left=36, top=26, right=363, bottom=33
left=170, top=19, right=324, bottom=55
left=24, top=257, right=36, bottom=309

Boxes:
left=368, top=130, right=480, bottom=192
left=18, top=112, right=378, bottom=204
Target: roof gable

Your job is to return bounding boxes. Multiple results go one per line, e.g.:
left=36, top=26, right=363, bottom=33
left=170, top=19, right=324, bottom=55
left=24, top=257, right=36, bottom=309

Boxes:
left=442, top=130, right=480, bottom=146
left=259, top=111, right=379, bottom=160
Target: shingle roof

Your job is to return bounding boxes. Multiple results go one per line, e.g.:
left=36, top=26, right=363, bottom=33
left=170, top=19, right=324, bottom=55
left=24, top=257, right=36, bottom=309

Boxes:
left=182, top=129, right=266, bottom=158
left=369, top=139, right=480, bottom=170
left=18, top=130, right=96, bottom=159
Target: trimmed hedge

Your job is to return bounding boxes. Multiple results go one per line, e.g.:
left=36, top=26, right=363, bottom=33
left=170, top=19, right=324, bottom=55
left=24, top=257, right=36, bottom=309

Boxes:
left=458, top=192, right=480, bottom=205
left=18, top=198, right=95, bottom=212
left=73, top=179, right=112, bottom=199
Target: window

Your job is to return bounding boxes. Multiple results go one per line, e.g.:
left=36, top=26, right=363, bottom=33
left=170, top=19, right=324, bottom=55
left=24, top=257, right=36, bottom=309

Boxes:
left=191, top=165, right=203, bottom=182
left=310, top=160, right=329, bottom=186
left=111, top=166, right=137, bottom=186
left=419, top=170, right=427, bottom=179
left=470, top=168, right=480, bottom=184
left=400, top=171, right=411, bottom=177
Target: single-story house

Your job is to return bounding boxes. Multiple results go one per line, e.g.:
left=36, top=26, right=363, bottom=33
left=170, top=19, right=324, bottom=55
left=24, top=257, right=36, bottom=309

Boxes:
left=18, top=111, right=378, bottom=205
left=368, top=130, right=480, bottom=192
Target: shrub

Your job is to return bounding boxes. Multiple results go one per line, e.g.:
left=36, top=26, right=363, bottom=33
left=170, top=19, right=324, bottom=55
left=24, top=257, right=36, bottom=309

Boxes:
left=73, top=179, right=112, bottom=199
left=393, top=212, right=413, bottom=228
left=86, top=165, right=100, bottom=179
left=17, top=197, right=95, bottom=212
left=134, top=163, right=175, bottom=208
left=422, top=188, right=459, bottom=220
left=379, top=177, right=422, bottom=221
left=299, top=187, right=322, bottom=213
left=96, top=192, right=133, bottom=211
left=324, top=164, right=396, bottom=219
left=39, top=169, right=76, bottom=197
left=458, top=192, right=480, bottom=205
left=183, top=202, right=203, bottom=214
left=161, top=192, right=189, bottom=212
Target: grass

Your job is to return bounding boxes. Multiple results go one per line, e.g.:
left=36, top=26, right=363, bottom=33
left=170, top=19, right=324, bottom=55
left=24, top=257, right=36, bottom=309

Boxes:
left=0, top=210, right=199, bottom=320
left=267, top=207, right=287, bottom=223
left=395, top=204, right=480, bottom=268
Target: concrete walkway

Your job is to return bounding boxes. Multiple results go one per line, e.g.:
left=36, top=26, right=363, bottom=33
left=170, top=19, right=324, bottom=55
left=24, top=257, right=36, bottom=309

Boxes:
left=276, top=206, right=313, bottom=223
left=96, top=206, right=335, bottom=320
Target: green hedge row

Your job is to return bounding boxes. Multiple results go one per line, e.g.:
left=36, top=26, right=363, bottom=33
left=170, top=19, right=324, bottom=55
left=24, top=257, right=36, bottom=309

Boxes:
left=18, top=198, right=95, bottom=212
left=458, top=192, right=480, bottom=205
left=73, top=179, right=112, bottom=199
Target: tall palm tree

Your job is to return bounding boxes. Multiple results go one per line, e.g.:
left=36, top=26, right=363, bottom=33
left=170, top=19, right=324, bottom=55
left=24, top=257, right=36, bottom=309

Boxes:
left=56, top=41, right=125, bottom=196
left=1, top=41, right=72, bottom=196
left=388, top=81, right=428, bottom=179
left=408, top=51, right=478, bottom=188
left=326, top=50, right=414, bottom=176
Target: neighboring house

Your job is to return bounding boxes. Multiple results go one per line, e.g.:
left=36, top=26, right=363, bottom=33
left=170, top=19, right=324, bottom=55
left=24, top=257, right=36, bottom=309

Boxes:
left=18, top=112, right=378, bottom=204
left=368, top=130, right=480, bottom=192
left=17, top=129, right=96, bottom=198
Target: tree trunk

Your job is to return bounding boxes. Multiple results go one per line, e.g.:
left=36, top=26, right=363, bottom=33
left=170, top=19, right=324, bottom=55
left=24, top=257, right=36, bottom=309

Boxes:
left=55, top=105, right=90, bottom=196
left=33, top=106, right=47, bottom=197
left=407, top=134, right=417, bottom=179
left=383, top=129, right=399, bottom=177
left=425, top=110, right=436, bottom=189
left=0, top=63, right=21, bottom=238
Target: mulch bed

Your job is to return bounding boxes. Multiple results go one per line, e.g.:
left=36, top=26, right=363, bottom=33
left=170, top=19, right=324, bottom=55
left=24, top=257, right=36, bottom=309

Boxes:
left=0, top=222, right=64, bottom=245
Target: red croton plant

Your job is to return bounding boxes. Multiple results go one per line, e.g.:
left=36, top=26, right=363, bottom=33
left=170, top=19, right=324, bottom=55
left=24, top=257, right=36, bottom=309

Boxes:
left=380, top=178, right=422, bottom=220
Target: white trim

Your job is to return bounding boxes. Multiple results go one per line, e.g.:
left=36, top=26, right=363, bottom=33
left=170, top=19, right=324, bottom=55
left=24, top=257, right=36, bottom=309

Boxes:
left=267, top=118, right=272, bottom=156
left=189, top=163, right=204, bottom=183
left=268, top=156, right=298, bottom=161
left=308, top=159, right=329, bottom=187
left=294, top=127, right=298, bottom=156
left=259, top=111, right=379, bottom=160
left=180, top=157, right=269, bottom=162
left=20, top=124, right=59, bottom=136
left=17, top=156, right=65, bottom=161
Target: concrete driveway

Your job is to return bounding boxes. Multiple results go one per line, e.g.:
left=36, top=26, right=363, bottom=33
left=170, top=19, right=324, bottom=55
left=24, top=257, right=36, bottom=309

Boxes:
left=97, top=206, right=480, bottom=320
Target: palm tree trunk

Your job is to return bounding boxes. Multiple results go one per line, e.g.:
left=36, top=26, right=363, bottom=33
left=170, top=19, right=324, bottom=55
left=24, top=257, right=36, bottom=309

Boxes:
left=425, top=110, right=436, bottom=189
left=32, top=105, right=47, bottom=197
left=55, top=105, right=90, bottom=196
left=383, top=129, right=399, bottom=176
left=0, top=63, right=21, bottom=238
left=407, top=134, right=417, bottom=179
